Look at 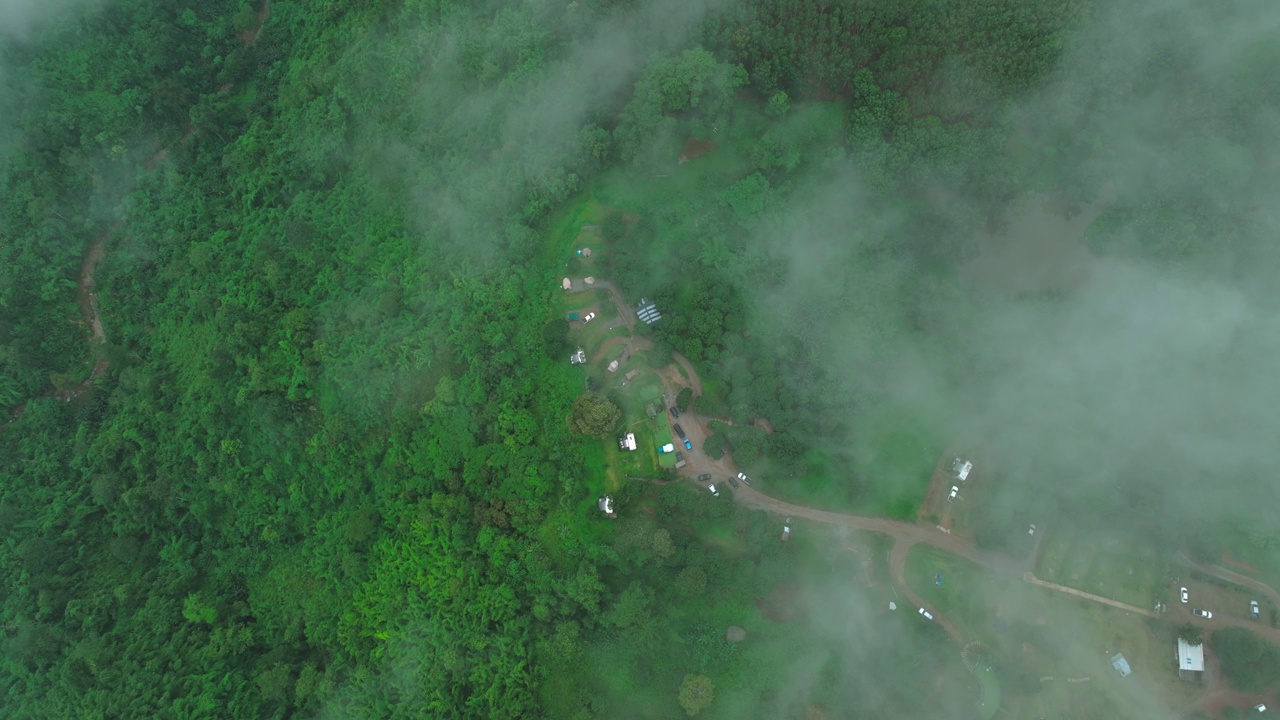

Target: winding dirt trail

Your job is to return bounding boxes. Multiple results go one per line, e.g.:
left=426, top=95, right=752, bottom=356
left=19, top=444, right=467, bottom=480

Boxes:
left=65, top=232, right=111, bottom=395
left=889, top=538, right=964, bottom=642
left=3, top=0, right=276, bottom=427
left=1176, top=551, right=1280, bottom=612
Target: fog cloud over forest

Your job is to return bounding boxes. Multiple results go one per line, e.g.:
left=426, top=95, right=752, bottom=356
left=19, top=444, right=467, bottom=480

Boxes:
left=358, top=0, right=731, bottom=259
left=0, top=0, right=102, bottom=41
left=748, top=0, right=1280, bottom=549
left=7, top=0, right=1280, bottom=717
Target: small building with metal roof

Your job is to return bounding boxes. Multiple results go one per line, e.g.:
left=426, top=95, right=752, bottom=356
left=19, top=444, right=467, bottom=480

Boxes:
left=1111, top=653, right=1132, bottom=678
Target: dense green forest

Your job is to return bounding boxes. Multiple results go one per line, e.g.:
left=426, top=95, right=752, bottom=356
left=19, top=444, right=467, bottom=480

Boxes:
left=3, top=0, right=1279, bottom=717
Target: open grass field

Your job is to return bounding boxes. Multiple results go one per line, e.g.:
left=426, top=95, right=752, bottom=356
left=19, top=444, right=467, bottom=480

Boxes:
left=1180, top=573, right=1274, bottom=625
left=768, top=403, right=943, bottom=520
left=1035, top=530, right=1169, bottom=610
left=905, top=545, right=1001, bottom=641
left=903, top=545, right=1204, bottom=719
left=974, top=666, right=1000, bottom=720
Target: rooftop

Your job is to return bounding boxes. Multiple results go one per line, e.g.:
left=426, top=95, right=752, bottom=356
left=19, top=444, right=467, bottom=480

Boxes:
left=1111, top=653, right=1131, bottom=677
left=597, top=495, right=615, bottom=518
left=636, top=298, right=662, bottom=325
left=1177, top=638, right=1204, bottom=672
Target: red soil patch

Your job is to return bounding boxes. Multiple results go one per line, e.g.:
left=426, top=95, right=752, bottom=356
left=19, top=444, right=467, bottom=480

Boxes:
left=1222, top=554, right=1261, bottom=574
left=756, top=582, right=807, bottom=624
left=679, top=138, right=717, bottom=164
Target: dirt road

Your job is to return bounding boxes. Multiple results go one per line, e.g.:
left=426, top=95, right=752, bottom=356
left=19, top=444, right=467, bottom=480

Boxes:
left=889, top=538, right=964, bottom=642
left=1176, top=551, right=1280, bottom=612
left=590, top=247, right=1280, bottom=662
left=1022, top=572, right=1157, bottom=617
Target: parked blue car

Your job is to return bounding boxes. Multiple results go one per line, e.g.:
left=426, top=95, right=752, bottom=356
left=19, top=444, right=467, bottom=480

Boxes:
left=683, top=438, right=693, bottom=450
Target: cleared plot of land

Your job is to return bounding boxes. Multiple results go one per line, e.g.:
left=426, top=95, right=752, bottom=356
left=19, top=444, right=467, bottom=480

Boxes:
left=1034, top=531, right=1167, bottom=610
left=1178, top=575, right=1273, bottom=625
left=973, top=666, right=1000, bottom=720
left=904, top=545, right=1200, bottom=719
left=767, top=404, right=943, bottom=520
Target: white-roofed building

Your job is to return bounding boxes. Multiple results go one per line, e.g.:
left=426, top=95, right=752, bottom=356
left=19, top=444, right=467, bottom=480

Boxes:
left=619, top=433, right=637, bottom=451
left=1177, top=638, right=1204, bottom=679
left=1111, top=653, right=1132, bottom=678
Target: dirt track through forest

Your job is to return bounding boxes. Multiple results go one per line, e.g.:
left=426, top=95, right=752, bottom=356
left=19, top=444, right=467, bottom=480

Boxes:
left=4, top=0, right=276, bottom=428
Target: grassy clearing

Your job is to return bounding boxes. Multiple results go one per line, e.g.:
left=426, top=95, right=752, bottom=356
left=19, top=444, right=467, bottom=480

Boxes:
left=904, top=544, right=1200, bottom=719
left=1218, top=527, right=1280, bottom=597
left=770, top=404, right=942, bottom=520
left=1035, top=531, right=1167, bottom=610
left=974, top=666, right=1000, bottom=720
left=904, top=545, right=999, bottom=641
left=540, top=193, right=602, bottom=266
left=852, top=412, right=942, bottom=519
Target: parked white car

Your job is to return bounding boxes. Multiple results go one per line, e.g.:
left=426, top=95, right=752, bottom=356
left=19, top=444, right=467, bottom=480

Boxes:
left=1192, top=608, right=1212, bottom=619
left=918, top=607, right=934, bottom=620
left=581, top=312, right=596, bottom=324
left=1180, top=587, right=1189, bottom=603
left=708, top=484, right=718, bottom=496
left=948, top=486, right=959, bottom=501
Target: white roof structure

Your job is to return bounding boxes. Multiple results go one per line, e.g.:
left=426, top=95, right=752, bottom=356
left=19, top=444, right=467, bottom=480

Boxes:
left=1178, top=638, right=1204, bottom=672
left=597, top=495, right=615, bottom=517
left=570, top=348, right=586, bottom=365
left=951, top=458, right=972, bottom=481
left=562, top=278, right=572, bottom=290
left=660, top=443, right=675, bottom=453
left=619, top=433, right=636, bottom=451
left=636, top=298, right=662, bottom=325
left=1111, top=653, right=1132, bottom=677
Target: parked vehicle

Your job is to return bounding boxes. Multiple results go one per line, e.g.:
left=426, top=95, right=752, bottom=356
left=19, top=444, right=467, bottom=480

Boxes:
left=683, top=438, right=693, bottom=450
left=918, top=608, right=934, bottom=620
left=675, top=451, right=683, bottom=463
left=948, top=486, right=959, bottom=501
left=1251, top=600, right=1260, bottom=620
left=1192, top=609, right=1212, bottom=619
left=1028, top=524, right=1036, bottom=535
left=727, top=476, right=740, bottom=489
left=708, top=484, right=718, bottom=496
left=737, top=472, right=751, bottom=486
left=673, top=423, right=685, bottom=438
left=581, top=312, right=596, bottom=324
left=697, top=474, right=712, bottom=482
left=669, top=406, right=680, bottom=418
left=1180, top=587, right=1189, bottom=603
